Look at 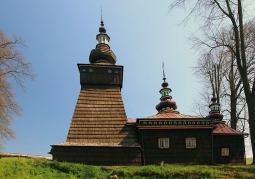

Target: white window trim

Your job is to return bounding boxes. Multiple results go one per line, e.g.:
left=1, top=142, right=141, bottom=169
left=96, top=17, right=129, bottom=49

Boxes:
left=158, top=138, right=169, bottom=149
left=221, top=147, right=230, bottom=156
left=186, top=137, right=196, bottom=149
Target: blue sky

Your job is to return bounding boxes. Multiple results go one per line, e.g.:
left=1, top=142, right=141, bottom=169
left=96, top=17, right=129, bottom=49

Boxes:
left=0, top=1, right=252, bottom=157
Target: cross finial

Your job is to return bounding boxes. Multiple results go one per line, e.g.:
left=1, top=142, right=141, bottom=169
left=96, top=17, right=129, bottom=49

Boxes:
left=162, top=62, right=166, bottom=81
left=101, top=6, right=104, bottom=26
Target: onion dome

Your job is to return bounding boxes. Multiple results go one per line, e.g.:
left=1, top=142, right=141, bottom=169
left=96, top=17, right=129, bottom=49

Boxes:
left=99, top=20, right=106, bottom=33
left=156, top=77, right=178, bottom=113
left=205, top=97, right=223, bottom=121
left=89, top=20, right=116, bottom=65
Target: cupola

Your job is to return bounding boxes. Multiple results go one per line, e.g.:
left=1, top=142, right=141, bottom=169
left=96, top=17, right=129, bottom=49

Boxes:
left=97, top=20, right=109, bottom=44
left=89, top=18, right=116, bottom=65
left=205, top=97, right=223, bottom=121
left=156, top=64, right=178, bottom=113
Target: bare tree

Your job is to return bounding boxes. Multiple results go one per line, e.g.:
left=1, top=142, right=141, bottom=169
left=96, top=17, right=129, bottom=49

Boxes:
left=0, top=29, right=35, bottom=144
left=169, top=0, right=255, bottom=163
left=194, top=44, right=246, bottom=130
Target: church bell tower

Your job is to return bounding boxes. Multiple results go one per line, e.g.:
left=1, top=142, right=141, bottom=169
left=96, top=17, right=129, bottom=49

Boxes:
left=50, top=18, right=141, bottom=166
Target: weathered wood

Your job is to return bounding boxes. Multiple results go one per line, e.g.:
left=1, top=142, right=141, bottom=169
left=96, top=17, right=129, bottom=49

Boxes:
left=50, top=146, right=142, bottom=166
left=213, top=135, right=245, bottom=165
left=140, top=129, right=213, bottom=165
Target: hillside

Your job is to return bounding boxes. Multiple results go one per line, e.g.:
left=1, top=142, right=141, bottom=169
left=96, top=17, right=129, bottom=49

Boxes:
left=0, top=157, right=254, bottom=179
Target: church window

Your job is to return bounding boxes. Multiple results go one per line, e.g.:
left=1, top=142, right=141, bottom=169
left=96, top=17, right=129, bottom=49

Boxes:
left=89, top=68, right=93, bottom=72
left=158, top=138, right=169, bottom=148
left=115, top=70, right=118, bottom=73
left=108, top=69, right=112, bottom=73
left=186, top=137, right=196, bottom=148
left=221, top=148, right=230, bottom=156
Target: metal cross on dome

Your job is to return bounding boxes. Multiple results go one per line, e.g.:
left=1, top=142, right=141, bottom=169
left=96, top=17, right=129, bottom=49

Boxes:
left=162, top=62, right=166, bottom=81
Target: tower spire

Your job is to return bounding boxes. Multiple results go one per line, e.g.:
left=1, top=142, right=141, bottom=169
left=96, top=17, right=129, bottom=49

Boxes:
left=89, top=11, right=117, bottom=65
left=101, top=6, right=104, bottom=26
left=162, top=62, right=166, bottom=81
left=156, top=64, right=178, bottom=113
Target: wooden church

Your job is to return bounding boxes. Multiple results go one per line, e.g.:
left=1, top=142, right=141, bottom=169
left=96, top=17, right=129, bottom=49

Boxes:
left=49, top=20, right=247, bottom=166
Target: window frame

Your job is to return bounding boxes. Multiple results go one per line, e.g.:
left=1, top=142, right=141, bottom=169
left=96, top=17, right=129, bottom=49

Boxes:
left=158, top=138, right=169, bottom=149
left=185, top=137, right=197, bottom=149
left=221, top=147, right=230, bottom=156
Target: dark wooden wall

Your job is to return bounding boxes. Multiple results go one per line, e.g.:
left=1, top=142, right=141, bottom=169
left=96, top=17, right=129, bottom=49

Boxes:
left=140, top=129, right=213, bottom=165
left=78, top=64, right=123, bottom=88
left=50, top=146, right=142, bottom=166
left=213, top=135, right=245, bottom=165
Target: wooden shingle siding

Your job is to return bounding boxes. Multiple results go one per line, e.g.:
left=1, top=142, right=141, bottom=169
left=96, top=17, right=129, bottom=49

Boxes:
left=49, top=70, right=142, bottom=165
left=66, top=85, right=137, bottom=144
left=50, top=62, right=141, bottom=166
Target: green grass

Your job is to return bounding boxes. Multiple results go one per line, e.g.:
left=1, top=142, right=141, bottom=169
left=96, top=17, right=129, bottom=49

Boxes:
left=0, top=157, right=254, bottom=179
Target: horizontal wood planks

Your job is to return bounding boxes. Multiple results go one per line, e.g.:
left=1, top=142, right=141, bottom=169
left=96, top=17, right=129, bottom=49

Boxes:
left=141, top=129, right=213, bottom=165
left=213, top=135, right=245, bottom=165
left=51, top=146, right=142, bottom=166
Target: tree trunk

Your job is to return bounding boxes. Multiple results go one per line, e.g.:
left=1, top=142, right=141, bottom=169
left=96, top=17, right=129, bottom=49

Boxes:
left=230, top=93, right=237, bottom=129
left=247, top=97, right=255, bottom=164
left=229, top=58, right=238, bottom=130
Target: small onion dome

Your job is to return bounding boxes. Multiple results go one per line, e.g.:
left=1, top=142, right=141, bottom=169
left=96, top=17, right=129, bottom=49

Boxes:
left=205, top=97, right=223, bottom=121
left=155, top=78, right=177, bottom=112
left=89, top=44, right=116, bottom=64
left=99, top=20, right=106, bottom=33
left=161, top=78, right=168, bottom=88
left=156, top=98, right=177, bottom=112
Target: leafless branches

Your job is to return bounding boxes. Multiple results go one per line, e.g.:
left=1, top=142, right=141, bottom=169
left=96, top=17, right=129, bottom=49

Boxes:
left=0, top=29, right=35, bottom=143
left=169, top=0, right=255, bottom=161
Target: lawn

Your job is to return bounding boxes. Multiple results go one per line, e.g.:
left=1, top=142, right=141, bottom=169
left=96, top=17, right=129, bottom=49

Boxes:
left=0, top=157, right=254, bottom=179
